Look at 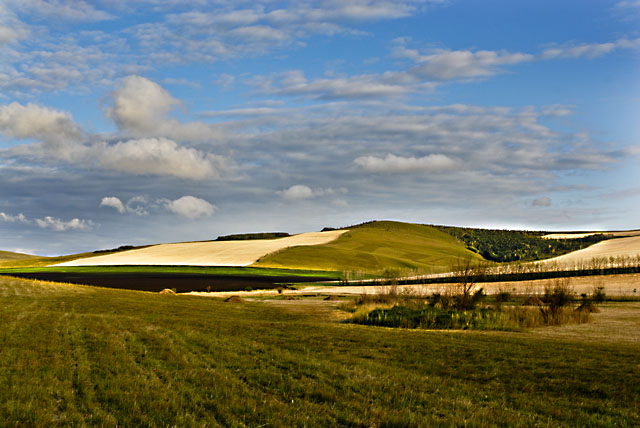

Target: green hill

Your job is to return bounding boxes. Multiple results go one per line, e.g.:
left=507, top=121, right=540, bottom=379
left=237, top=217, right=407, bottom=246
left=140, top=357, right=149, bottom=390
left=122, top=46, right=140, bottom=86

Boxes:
left=253, top=221, right=484, bottom=274
left=0, top=252, right=100, bottom=268
left=0, top=250, right=37, bottom=263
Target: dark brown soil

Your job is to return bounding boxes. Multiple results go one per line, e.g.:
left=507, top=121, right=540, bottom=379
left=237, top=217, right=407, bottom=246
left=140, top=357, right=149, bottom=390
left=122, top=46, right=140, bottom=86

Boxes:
left=7, top=272, right=333, bottom=293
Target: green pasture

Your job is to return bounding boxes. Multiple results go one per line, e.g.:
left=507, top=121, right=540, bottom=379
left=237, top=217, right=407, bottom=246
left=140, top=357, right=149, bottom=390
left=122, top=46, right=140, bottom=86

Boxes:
left=254, top=221, right=484, bottom=274
left=0, top=276, right=638, bottom=427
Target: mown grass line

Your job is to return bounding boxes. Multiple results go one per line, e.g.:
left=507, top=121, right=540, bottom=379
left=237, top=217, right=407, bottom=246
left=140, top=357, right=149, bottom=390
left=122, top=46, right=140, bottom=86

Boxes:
left=1, top=276, right=638, bottom=426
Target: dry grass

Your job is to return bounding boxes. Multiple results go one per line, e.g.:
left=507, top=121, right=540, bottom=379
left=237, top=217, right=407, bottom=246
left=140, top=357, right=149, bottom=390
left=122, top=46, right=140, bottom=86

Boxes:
left=529, top=301, right=640, bottom=345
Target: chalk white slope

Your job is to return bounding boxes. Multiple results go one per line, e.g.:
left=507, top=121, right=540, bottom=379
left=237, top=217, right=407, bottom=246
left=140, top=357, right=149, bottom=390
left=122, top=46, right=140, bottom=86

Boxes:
left=542, top=230, right=640, bottom=239
left=54, top=230, right=347, bottom=267
left=539, top=235, right=640, bottom=267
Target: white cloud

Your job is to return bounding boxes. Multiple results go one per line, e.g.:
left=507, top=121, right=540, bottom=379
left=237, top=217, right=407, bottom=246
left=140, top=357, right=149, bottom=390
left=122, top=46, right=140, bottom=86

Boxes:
left=278, top=185, right=344, bottom=200
left=354, top=153, right=457, bottom=173
left=0, top=25, right=23, bottom=45
left=252, top=69, right=418, bottom=99
left=108, top=75, right=225, bottom=142
left=0, top=4, right=29, bottom=45
left=540, top=38, right=640, bottom=59
left=279, top=184, right=314, bottom=200
left=0, top=212, right=29, bottom=223
left=125, top=196, right=149, bottom=216
left=15, top=0, right=112, bottom=21
left=100, top=196, right=125, bottom=213
left=410, top=49, right=534, bottom=80
left=0, top=87, right=231, bottom=181
left=108, top=75, right=180, bottom=132
left=0, top=102, right=84, bottom=160
left=35, top=216, right=92, bottom=231
left=230, top=25, right=288, bottom=42
left=162, top=195, right=215, bottom=219
left=96, top=137, right=227, bottom=180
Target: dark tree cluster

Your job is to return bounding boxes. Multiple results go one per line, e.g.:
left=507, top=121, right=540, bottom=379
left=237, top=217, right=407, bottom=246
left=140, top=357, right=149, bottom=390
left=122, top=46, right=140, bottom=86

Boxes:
left=434, top=226, right=611, bottom=262
left=215, top=232, right=290, bottom=241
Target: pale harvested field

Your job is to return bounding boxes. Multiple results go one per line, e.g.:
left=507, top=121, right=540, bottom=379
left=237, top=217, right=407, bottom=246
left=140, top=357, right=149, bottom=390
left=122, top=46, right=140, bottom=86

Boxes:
left=542, top=230, right=640, bottom=239
left=54, top=230, right=347, bottom=267
left=192, top=273, right=640, bottom=299
left=538, top=235, right=640, bottom=267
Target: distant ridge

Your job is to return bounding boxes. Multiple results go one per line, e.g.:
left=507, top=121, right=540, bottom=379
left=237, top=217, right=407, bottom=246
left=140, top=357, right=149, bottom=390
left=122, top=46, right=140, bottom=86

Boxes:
left=0, top=250, right=37, bottom=262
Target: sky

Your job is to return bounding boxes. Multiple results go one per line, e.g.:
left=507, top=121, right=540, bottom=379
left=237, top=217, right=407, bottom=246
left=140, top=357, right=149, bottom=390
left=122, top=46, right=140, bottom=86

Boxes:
left=0, top=0, right=639, bottom=256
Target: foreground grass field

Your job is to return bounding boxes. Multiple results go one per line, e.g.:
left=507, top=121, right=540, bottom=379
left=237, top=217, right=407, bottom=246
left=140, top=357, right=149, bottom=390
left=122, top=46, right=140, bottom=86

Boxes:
left=255, top=221, right=483, bottom=274
left=1, top=276, right=638, bottom=427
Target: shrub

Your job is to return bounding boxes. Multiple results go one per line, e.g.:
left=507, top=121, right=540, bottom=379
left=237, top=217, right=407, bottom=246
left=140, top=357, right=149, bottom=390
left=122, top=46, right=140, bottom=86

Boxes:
left=495, top=291, right=511, bottom=303
left=539, top=279, right=574, bottom=325
left=592, top=286, right=606, bottom=303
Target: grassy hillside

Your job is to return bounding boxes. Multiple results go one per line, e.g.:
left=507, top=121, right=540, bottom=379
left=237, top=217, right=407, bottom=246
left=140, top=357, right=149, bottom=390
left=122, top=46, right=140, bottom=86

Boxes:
left=254, top=221, right=484, bottom=274
left=1, top=275, right=638, bottom=426
left=0, top=252, right=96, bottom=268
left=0, top=250, right=37, bottom=263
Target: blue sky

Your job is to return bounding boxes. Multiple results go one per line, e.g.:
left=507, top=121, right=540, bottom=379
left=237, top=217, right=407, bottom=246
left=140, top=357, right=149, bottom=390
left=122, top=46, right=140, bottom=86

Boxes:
left=0, top=0, right=639, bottom=255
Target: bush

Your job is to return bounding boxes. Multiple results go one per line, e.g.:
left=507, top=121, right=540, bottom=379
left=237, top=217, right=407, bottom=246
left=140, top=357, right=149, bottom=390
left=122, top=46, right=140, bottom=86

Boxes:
left=592, top=286, right=606, bottom=303
left=353, top=306, right=514, bottom=330
left=539, top=279, right=574, bottom=325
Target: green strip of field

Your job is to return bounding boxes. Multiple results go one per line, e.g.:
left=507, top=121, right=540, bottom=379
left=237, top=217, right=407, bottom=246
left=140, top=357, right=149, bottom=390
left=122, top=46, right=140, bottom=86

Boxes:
left=0, top=265, right=342, bottom=279
left=254, top=220, right=484, bottom=274
left=1, top=276, right=638, bottom=426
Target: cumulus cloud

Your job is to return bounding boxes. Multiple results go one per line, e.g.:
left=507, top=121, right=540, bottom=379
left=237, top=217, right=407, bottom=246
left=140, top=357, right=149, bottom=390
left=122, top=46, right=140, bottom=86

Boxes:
left=0, top=87, right=231, bottom=181
left=96, top=137, right=227, bottom=180
left=0, top=102, right=84, bottom=160
left=279, top=184, right=314, bottom=200
left=107, top=75, right=225, bottom=142
left=109, top=75, right=180, bottom=132
left=100, top=196, right=125, bottom=213
left=162, top=196, right=215, bottom=219
left=354, top=153, right=457, bottom=173
left=35, top=216, right=92, bottom=231
left=278, top=185, right=345, bottom=200
left=532, top=197, right=551, bottom=207
left=2, top=211, right=91, bottom=231
left=0, top=212, right=29, bottom=223
left=107, top=76, right=223, bottom=141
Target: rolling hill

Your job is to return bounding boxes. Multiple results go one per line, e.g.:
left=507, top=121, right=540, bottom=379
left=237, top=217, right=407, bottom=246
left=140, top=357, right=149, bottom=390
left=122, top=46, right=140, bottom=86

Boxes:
left=0, top=250, right=37, bottom=263
left=253, top=221, right=483, bottom=274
